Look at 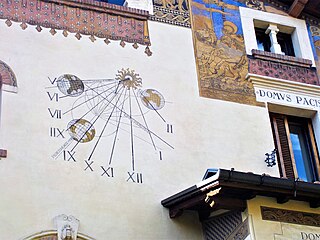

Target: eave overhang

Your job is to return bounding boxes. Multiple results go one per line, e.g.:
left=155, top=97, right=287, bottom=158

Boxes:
left=161, top=169, right=320, bottom=219
left=276, top=0, right=320, bottom=19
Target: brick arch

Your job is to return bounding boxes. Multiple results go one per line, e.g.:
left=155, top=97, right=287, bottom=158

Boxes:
left=0, top=60, right=17, bottom=87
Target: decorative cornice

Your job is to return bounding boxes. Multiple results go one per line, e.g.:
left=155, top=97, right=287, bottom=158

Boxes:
left=248, top=57, right=319, bottom=86
left=0, top=0, right=152, bottom=52
left=265, top=0, right=319, bottom=26
left=44, top=0, right=149, bottom=19
left=247, top=73, right=320, bottom=97
left=261, top=206, right=320, bottom=227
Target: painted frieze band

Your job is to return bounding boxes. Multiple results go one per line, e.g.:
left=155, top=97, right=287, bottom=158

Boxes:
left=261, top=206, right=320, bottom=227
left=150, top=0, right=190, bottom=28
left=0, top=0, right=151, bottom=53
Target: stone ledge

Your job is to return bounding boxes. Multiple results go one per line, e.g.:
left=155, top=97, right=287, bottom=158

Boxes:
left=251, top=49, right=313, bottom=68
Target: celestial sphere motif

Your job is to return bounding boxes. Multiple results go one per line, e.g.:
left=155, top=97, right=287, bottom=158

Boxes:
left=140, top=89, right=165, bottom=110
left=67, top=119, right=96, bottom=143
left=57, top=74, right=84, bottom=97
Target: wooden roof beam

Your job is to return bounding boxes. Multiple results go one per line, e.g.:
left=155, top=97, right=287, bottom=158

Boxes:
left=288, top=0, right=309, bottom=18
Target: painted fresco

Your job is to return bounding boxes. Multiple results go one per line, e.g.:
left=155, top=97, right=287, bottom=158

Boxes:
left=190, top=0, right=258, bottom=105
left=310, top=25, right=320, bottom=78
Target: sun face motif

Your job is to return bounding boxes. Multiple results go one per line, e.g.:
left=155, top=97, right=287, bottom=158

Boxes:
left=115, top=68, right=142, bottom=90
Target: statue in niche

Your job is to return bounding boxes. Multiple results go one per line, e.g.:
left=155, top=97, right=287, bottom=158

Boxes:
left=61, top=225, right=73, bottom=240
left=54, top=214, right=80, bottom=240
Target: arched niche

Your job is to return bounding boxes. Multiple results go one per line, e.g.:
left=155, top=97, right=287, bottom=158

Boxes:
left=0, top=59, right=17, bottom=92
left=22, top=230, right=95, bottom=240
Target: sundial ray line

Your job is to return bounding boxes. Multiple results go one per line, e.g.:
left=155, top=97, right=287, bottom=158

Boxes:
left=106, top=120, right=164, bottom=149
left=141, top=95, right=166, bottom=123
left=45, top=86, right=58, bottom=89
left=64, top=85, right=121, bottom=137
left=70, top=86, right=125, bottom=152
left=85, top=85, right=174, bottom=149
left=87, top=87, right=127, bottom=161
left=129, top=89, right=135, bottom=172
left=133, top=90, right=156, bottom=151
left=81, top=78, right=117, bottom=82
left=109, top=88, right=128, bottom=166
left=60, top=81, right=117, bottom=100
left=63, top=83, right=116, bottom=115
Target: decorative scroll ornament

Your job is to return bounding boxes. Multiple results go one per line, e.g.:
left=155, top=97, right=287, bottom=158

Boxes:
left=245, top=0, right=265, bottom=11
left=310, top=26, right=320, bottom=37
left=0, top=0, right=152, bottom=55
left=265, top=149, right=277, bottom=167
left=54, top=214, right=80, bottom=240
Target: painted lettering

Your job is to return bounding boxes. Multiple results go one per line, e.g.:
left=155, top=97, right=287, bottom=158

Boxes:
left=301, top=232, right=320, bottom=240
left=48, top=108, right=62, bottom=119
left=127, top=172, right=143, bottom=184
left=296, top=96, right=303, bottom=104
left=47, top=92, right=59, bottom=102
left=50, top=127, right=65, bottom=138
left=101, top=166, right=114, bottom=177
left=257, top=90, right=292, bottom=103
left=48, top=77, right=57, bottom=85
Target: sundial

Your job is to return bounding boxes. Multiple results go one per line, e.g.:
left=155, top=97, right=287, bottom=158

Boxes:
left=46, top=68, right=173, bottom=184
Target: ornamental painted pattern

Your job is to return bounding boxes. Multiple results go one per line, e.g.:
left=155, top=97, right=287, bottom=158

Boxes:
left=150, top=0, right=190, bottom=28
left=0, top=0, right=151, bottom=46
left=261, top=207, right=320, bottom=227
left=248, top=58, right=320, bottom=86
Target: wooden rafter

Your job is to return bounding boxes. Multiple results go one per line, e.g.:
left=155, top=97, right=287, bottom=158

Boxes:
left=288, top=0, right=309, bottom=17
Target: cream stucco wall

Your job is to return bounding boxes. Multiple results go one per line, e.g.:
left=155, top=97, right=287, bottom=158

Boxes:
left=0, top=18, right=279, bottom=239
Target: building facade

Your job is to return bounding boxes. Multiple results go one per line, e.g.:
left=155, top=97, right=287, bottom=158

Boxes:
left=0, top=0, right=320, bottom=239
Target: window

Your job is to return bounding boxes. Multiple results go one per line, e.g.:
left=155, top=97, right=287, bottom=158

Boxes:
left=255, top=27, right=295, bottom=56
left=270, top=113, right=320, bottom=182
left=277, top=31, right=295, bottom=57
left=255, top=27, right=271, bottom=52
left=240, top=7, right=315, bottom=64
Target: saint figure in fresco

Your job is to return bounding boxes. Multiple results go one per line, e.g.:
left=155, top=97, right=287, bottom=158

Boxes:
left=220, top=21, right=244, bottom=51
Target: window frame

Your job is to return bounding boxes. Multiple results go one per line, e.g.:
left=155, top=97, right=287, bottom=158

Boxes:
left=239, top=7, right=315, bottom=65
left=270, top=112, right=320, bottom=182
